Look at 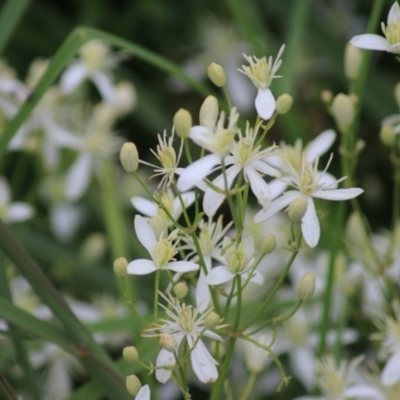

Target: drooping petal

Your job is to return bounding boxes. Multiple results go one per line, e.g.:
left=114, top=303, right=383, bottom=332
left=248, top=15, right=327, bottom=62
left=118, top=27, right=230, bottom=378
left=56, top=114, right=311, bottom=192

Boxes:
left=301, top=197, right=320, bottom=248
left=91, top=71, right=115, bottom=103
left=65, top=153, right=92, bottom=201
left=312, top=188, right=363, bottom=201
left=165, top=261, right=199, bottom=273
left=255, top=88, right=275, bottom=120
left=155, top=348, right=175, bottom=383
left=350, top=34, right=390, bottom=52
left=254, top=190, right=300, bottom=223
left=206, top=266, right=235, bottom=285
left=60, top=63, right=88, bottom=94
left=187, top=337, right=218, bottom=383
left=7, top=203, right=34, bottom=222
left=131, top=196, right=158, bottom=217
left=135, top=385, right=151, bottom=400
left=127, top=259, right=157, bottom=275
left=134, top=215, right=157, bottom=258
left=388, top=1, right=400, bottom=24
left=382, top=350, right=400, bottom=386
left=177, top=154, right=221, bottom=192
left=305, top=129, right=336, bottom=162
left=245, top=167, right=271, bottom=210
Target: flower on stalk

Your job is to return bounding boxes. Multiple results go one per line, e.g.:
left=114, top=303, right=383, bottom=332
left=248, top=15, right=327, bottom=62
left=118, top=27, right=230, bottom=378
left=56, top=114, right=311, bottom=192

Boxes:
left=238, top=45, right=285, bottom=120
left=254, top=155, right=363, bottom=248
left=144, top=293, right=223, bottom=384
left=206, top=235, right=264, bottom=286
left=350, top=2, right=400, bottom=54
left=127, top=215, right=199, bottom=275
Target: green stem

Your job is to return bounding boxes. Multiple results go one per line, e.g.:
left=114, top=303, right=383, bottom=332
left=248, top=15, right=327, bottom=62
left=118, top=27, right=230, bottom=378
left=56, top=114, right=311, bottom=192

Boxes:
left=0, top=372, right=17, bottom=400
left=239, top=372, right=257, bottom=400
left=333, top=293, right=350, bottom=364
left=154, top=270, right=161, bottom=321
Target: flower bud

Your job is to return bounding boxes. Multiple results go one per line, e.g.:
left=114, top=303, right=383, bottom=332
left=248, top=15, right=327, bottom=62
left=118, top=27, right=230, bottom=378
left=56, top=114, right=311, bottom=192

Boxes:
left=297, top=273, right=316, bottom=301
left=207, top=62, right=227, bottom=87
left=113, top=257, right=128, bottom=278
left=173, top=282, right=189, bottom=299
left=287, top=196, right=308, bottom=222
left=275, top=93, right=293, bottom=114
left=204, top=311, right=220, bottom=329
left=345, top=212, right=368, bottom=248
left=149, top=214, right=168, bottom=240
left=173, top=108, right=192, bottom=139
left=126, top=374, right=142, bottom=396
left=210, top=341, right=226, bottom=358
left=159, top=334, right=178, bottom=353
left=261, top=234, right=276, bottom=254
left=380, top=125, right=396, bottom=146
left=321, top=90, right=333, bottom=104
left=120, top=142, right=139, bottom=173
left=395, top=82, right=400, bottom=109
left=331, top=93, right=354, bottom=134
left=80, top=233, right=106, bottom=264
left=123, top=346, right=139, bottom=363
left=344, top=43, right=362, bottom=81
left=114, top=81, right=137, bottom=115
left=200, top=95, right=219, bottom=128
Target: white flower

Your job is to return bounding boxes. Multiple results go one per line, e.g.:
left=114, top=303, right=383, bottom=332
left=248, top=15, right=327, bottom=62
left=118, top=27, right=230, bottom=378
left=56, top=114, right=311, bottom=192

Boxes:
left=145, top=293, right=223, bottom=384
left=136, top=385, right=150, bottom=400
left=350, top=2, right=400, bottom=54
left=127, top=215, right=199, bottom=275
left=243, top=331, right=274, bottom=374
left=238, top=45, right=285, bottom=120
left=206, top=235, right=264, bottom=286
left=254, top=156, right=363, bottom=248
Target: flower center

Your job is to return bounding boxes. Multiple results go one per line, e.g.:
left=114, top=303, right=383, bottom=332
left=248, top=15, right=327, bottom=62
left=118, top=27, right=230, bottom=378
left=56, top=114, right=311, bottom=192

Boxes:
left=236, top=138, right=253, bottom=166
left=158, top=145, right=177, bottom=171
left=384, top=20, right=400, bottom=45
left=179, top=306, right=194, bottom=332
left=214, top=128, right=235, bottom=156
left=299, top=162, right=317, bottom=195
left=322, top=370, right=345, bottom=396
left=282, top=146, right=302, bottom=172
left=228, top=249, right=246, bottom=274
left=199, top=227, right=213, bottom=256
left=80, top=41, right=109, bottom=71
left=250, top=58, right=270, bottom=89
left=153, top=239, right=176, bottom=267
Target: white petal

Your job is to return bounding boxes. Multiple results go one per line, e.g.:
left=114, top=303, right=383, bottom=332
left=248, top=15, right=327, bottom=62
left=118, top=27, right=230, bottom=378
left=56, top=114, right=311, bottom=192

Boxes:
left=245, top=167, right=271, bottom=209
left=242, top=236, right=255, bottom=262
left=344, top=385, right=384, bottom=399
left=60, top=63, right=88, bottom=93
left=382, top=350, right=400, bottom=385
left=290, top=349, right=315, bottom=391
left=155, top=348, right=175, bottom=383
left=317, top=172, right=338, bottom=189
left=250, top=159, right=281, bottom=177
left=50, top=127, right=82, bottom=149
left=196, top=269, right=211, bottom=313
left=189, top=125, right=210, bottom=142
left=0, top=177, right=10, bottom=206
left=388, top=2, right=400, bottom=24
left=135, top=385, right=150, bottom=400
left=7, top=203, right=34, bottom=222
left=172, top=191, right=195, bottom=220
left=50, top=204, right=85, bottom=242
left=127, top=259, right=157, bottom=275
left=301, top=197, right=320, bottom=248
left=255, top=88, right=275, bottom=120
left=350, top=34, right=390, bottom=51
left=177, top=154, right=221, bottom=192
left=91, top=71, right=115, bottom=103
left=165, top=261, right=199, bottom=273
left=254, top=191, right=300, bottom=223
left=247, top=270, right=264, bottom=285
left=65, top=153, right=92, bottom=201
left=305, top=129, right=336, bottom=162
left=206, top=266, right=235, bottom=285
left=187, top=337, right=218, bottom=383
left=382, top=113, right=400, bottom=127
left=269, top=179, right=288, bottom=199
left=134, top=215, right=156, bottom=258
left=312, top=187, right=363, bottom=201
left=131, top=196, right=158, bottom=217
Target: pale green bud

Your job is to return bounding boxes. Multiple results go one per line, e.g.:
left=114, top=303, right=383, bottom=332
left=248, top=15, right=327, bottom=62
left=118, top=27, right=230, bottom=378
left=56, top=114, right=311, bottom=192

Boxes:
left=149, top=214, right=168, bottom=240
left=113, top=257, right=128, bottom=278
left=275, top=93, right=293, bottom=114
left=120, top=142, right=139, bottom=173
left=173, top=282, right=189, bottom=299
left=210, top=341, right=226, bottom=358
left=123, top=346, right=139, bottom=363
left=297, top=273, right=316, bottom=301
left=345, top=212, right=368, bottom=248
left=204, top=311, right=220, bottom=329
left=331, top=93, right=354, bottom=134
left=321, top=90, right=333, bottom=104
left=80, top=233, right=106, bottom=264
left=344, top=43, right=362, bottom=81
left=380, top=125, right=396, bottom=146
left=261, top=234, right=276, bottom=254
left=126, top=374, right=142, bottom=396
left=207, top=62, right=227, bottom=87
left=200, top=95, right=219, bottom=128
left=159, top=334, right=178, bottom=353
left=173, top=108, right=192, bottom=139
left=395, top=82, right=400, bottom=109
left=287, top=196, right=308, bottom=222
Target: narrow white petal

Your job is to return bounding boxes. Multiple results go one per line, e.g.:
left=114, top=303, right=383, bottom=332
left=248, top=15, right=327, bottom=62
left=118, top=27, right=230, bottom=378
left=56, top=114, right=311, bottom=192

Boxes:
left=91, top=71, right=115, bottom=103
left=350, top=34, right=390, bottom=51
left=203, top=329, right=224, bottom=342
left=127, top=259, right=157, bottom=275
left=131, top=196, right=158, bottom=217
left=269, top=179, right=288, bottom=199
left=155, top=348, right=175, bottom=383
left=166, top=261, right=199, bottom=273
left=388, top=2, right=400, bottom=24
left=196, top=270, right=211, bottom=313
left=247, top=270, right=264, bottom=285
left=382, top=350, right=400, bottom=386
left=255, top=88, right=275, bottom=120
left=50, top=204, right=84, bottom=242
left=7, top=203, right=34, bottom=222
left=301, top=197, right=320, bottom=248
left=206, top=266, right=235, bottom=285
left=134, top=215, right=157, bottom=258
left=65, top=153, right=92, bottom=201
left=242, top=236, right=255, bottom=262
left=135, top=385, right=150, bottom=400
left=382, top=113, right=400, bottom=126
left=317, top=172, right=338, bottom=189
left=245, top=167, right=271, bottom=209
left=312, top=188, right=363, bottom=201
left=344, top=386, right=384, bottom=399
left=250, top=159, right=281, bottom=177
left=189, top=125, right=210, bottom=141
left=305, top=129, right=336, bottom=162
left=290, top=349, right=315, bottom=391
left=50, top=127, right=82, bottom=149
left=188, top=337, right=218, bottom=383
left=177, top=154, right=221, bottom=192
left=60, top=63, right=88, bottom=93
left=254, top=191, right=300, bottom=223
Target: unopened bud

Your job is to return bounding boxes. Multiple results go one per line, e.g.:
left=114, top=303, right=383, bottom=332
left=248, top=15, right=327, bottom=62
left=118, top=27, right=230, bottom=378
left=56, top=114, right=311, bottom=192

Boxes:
left=321, top=90, right=333, bottom=104
left=261, top=234, right=276, bottom=254
left=159, top=334, right=178, bottom=353
left=297, top=273, right=316, bottom=301
left=344, top=43, right=362, bottom=81
left=204, top=311, right=220, bottom=329
left=275, top=94, right=293, bottom=114
left=173, top=282, right=189, bottom=299
left=210, top=341, right=226, bottom=358
left=345, top=212, right=368, bottom=248
left=331, top=93, right=354, bottom=134
left=287, top=196, right=308, bottom=222
left=380, top=125, right=396, bottom=146
left=80, top=233, right=106, bottom=264
left=123, top=346, right=139, bottom=363
left=200, top=95, right=219, bottom=128
left=113, top=257, right=128, bottom=278
left=149, top=214, right=168, bottom=240
left=120, top=142, right=139, bottom=173
left=126, top=374, right=142, bottom=396
left=173, top=108, right=192, bottom=139
left=395, top=82, right=400, bottom=109
left=207, top=62, right=227, bottom=87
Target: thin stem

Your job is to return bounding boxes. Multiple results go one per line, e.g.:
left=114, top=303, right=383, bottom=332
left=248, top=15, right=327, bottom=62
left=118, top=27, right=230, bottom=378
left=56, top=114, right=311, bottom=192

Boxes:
left=154, top=271, right=161, bottom=321
left=223, top=87, right=233, bottom=111
left=0, top=371, right=18, bottom=400
left=239, top=373, right=257, bottom=400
